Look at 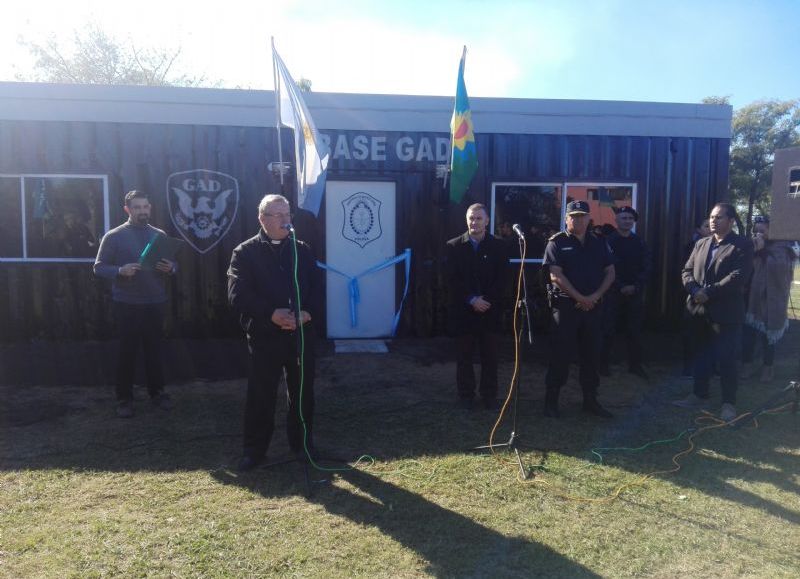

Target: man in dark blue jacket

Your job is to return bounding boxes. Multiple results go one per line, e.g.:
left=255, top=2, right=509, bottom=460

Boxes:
left=446, top=203, right=508, bottom=410
left=228, top=194, right=322, bottom=471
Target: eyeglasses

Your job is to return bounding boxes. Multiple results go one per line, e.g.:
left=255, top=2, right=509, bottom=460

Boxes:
left=263, top=212, right=293, bottom=220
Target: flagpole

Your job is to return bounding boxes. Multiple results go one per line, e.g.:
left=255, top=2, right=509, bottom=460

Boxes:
left=271, top=37, right=285, bottom=187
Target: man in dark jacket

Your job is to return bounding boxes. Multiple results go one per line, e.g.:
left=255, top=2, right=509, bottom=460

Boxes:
left=227, top=194, right=322, bottom=471
left=601, top=206, right=651, bottom=379
left=674, top=203, right=753, bottom=422
left=446, top=203, right=508, bottom=410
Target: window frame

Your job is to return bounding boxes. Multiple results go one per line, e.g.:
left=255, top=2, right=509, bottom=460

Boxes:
left=490, top=181, right=563, bottom=264
left=562, top=181, right=638, bottom=231
left=0, top=173, right=110, bottom=263
left=490, top=180, right=638, bottom=264
left=788, top=166, right=800, bottom=199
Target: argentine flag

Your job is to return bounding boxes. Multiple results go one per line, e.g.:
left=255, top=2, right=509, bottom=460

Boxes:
left=273, top=44, right=330, bottom=216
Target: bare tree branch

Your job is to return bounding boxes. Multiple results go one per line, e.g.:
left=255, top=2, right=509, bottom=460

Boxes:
left=15, top=24, right=215, bottom=88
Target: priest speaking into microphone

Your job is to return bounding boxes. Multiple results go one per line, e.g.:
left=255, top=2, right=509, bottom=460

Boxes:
left=227, top=194, right=322, bottom=472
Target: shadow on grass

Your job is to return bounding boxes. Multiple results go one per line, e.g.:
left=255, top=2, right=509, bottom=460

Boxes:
left=213, top=465, right=599, bottom=578
left=2, top=333, right=799, bottom=538
left=563, top=372, right=800, bottom=529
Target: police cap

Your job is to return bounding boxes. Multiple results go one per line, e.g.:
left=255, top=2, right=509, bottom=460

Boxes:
left=565, top=200, right=590, bottom=215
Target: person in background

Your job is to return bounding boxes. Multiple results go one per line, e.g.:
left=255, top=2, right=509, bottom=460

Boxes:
left=601, top=206, right=651, bottom=379
left=684, top=217, right=711, bottom=259
left=741, top=216, right=796, bottom=382
left=497, top=221, right=514, bottom=241
left=61, top=210, right=97, bottom=257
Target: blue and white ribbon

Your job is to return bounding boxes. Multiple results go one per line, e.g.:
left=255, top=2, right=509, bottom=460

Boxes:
left=317, top=248, right=412, bottom=336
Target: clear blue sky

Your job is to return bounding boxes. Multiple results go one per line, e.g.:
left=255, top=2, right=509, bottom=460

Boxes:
left=1, top=0, right=797, bottom=109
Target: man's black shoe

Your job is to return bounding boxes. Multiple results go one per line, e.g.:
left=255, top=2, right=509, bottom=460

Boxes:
left=582, top=400, right=613, bottom=418
left=629, top=366, right=649, bottom=380
left=237, top=455, right=263, bottom=472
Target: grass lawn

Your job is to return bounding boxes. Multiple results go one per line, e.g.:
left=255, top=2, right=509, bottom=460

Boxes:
left=1, top=333, right=799, bottom=578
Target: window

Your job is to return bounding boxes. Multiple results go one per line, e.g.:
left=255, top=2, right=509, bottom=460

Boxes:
left=564, top=183, right=636, bottom=229
left=0, top=174, right=110, bottom=262
left=491, top=183, right=562, bottom=263
left=0, top=177, right=23, bottom=258
left=789, top=168, right=800, bottom=199
left=491, top=181, right=637, bottom=262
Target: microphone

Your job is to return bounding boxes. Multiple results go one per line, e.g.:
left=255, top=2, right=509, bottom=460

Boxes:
left=512, top=224, right=525, bottom=239
left=282, top=223, right=295, bottom=233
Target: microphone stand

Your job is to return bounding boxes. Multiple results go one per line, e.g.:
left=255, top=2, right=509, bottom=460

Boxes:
left=731, top=380, right=799, bottom=430
left=472, top=232, right=534, bottom=480
left=289, top=225, right=314, bottom=493
left=258, top=223, right=347, bottom=497
left=255, top=224, right=313, bottom=495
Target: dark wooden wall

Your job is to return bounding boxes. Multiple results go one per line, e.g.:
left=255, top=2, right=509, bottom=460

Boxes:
left=0, top=120, right=730, bottom=347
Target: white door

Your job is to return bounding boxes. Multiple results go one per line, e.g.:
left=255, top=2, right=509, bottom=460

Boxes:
left=325, top=181, right=396, bottom=338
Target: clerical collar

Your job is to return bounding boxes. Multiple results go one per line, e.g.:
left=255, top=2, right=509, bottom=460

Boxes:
left=259, top=229, right=284, bottom=245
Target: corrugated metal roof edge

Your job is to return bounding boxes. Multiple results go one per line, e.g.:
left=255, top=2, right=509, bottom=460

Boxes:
left=0, top=81, right=732, bottom=138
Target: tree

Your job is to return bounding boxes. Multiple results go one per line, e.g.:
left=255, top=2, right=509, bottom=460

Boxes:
left=16, top=24, right=213, bottom=87
left=297, top=77, right=312, bottom=92
left=705, top=96, right=800, bottom=232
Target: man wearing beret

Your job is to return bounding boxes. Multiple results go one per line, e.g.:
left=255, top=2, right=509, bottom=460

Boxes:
left=601, top=206, right=651, bottom=379
left=542, top=200, right=615, bottom=418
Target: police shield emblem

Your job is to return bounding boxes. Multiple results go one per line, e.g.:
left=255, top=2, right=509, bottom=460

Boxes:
left=166, top=170, right=239, bottom=254
left=341, top=192, right=382, bottom=248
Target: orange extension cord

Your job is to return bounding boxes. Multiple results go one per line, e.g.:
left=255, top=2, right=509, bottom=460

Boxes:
left=480, top=233, right=795, bottom=501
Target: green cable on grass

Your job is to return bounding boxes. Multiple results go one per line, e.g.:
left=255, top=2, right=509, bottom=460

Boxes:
left=290, top=232, right=373, bottom=472
left=590, top=430, right=691, bottom=464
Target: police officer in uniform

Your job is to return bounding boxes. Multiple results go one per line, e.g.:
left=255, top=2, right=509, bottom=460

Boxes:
left=601, top=206, right=651, bottom=379
left=542, top=200, right=615, bottom=418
